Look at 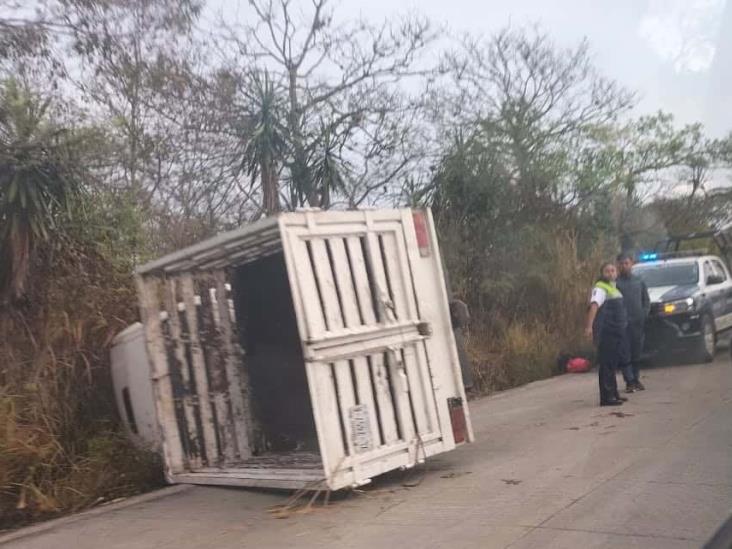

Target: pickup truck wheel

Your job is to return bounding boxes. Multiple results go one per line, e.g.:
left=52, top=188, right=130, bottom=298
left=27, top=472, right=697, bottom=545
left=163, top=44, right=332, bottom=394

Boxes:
left=694, top=314, right=716, bottom=363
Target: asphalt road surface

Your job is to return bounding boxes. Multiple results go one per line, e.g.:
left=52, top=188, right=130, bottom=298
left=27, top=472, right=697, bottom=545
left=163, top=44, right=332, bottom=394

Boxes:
left=2, top=355, right=731, bottom=549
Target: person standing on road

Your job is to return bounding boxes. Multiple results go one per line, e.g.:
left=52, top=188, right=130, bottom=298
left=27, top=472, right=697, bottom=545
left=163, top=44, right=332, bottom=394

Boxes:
left=584, top=262, right=629, bottom=406
left=450, top=298, right=474, bottom=392
left=616, top=252, right=650, bottom=393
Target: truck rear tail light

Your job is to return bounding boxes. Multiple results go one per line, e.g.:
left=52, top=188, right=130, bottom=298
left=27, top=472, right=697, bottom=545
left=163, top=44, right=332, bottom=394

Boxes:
left=448, top=397, right=467, bottom=444
left=412, top=211, right=431, bottom=257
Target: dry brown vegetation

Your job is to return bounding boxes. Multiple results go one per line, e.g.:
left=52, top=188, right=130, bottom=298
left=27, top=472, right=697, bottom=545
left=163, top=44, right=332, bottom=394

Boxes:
left=455, top=231, right=614, bottom=394
left=0, top=242, right=163, bottom=530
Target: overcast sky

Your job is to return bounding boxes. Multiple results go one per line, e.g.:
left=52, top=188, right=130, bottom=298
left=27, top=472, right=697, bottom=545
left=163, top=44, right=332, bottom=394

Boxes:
left=345, top=0, right=732, bottom=137
left=211, top=0, right=732, bottom=137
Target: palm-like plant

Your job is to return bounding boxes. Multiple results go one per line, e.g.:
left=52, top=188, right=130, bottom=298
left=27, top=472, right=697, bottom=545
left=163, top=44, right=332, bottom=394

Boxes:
left=310, top=126, right=348, bottom=209
left=240, top=71, right=288, bottom=215
left=0, top=80, right=78, bottom=302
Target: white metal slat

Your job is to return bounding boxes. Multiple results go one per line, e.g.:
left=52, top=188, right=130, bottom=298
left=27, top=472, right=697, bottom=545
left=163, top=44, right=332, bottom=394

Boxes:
left=398, top=210, right=460, bottom=450
left=213, top=271, right=252, bottom=459
left=282, top=230, right=347, bottom=481
left=379, top=231, right=427, bottom=450
left=381, top=230, right=435, bottom=438
left=163, top=278, right=202, bottom=469
left=305, top=324, right=423, bottom=363
left=401, top=344, right=432, bottom=437
left=135, top=276, right=185, bottom=474
left=179, top=274, right=220, bottom=465
left=364, top=229, right=396, bottom=323
left=327, top=238, right=380, bottom=454
left=391, top=226, right=421, bottom=320
left=345, top=236, right=377, bottom=325
left=385, top=347, right=416, bottom=452
left=348, top=232, right=399, bottom=445
left=394, top=212, right=441, bottom=437
left=378, top=231, right=411, bottom=321
left=363, top=217, right=414, bottom=447
left=413, top=341, right=440, bottom=435
left=309, top=239, right=360, bottom=466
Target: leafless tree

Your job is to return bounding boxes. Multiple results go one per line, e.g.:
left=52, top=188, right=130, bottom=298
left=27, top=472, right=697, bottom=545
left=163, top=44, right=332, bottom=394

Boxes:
left=215, top=0, right=438, bottom=211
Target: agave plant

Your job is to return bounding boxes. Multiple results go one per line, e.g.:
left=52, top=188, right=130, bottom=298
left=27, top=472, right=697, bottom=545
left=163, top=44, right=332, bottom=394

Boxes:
left=0, top=80, right=79, bottom=302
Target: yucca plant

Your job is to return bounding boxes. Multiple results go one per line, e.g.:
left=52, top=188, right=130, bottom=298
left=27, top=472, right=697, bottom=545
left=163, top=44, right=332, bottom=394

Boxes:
left=240, top=71, right=288, bottom=215
left=310, top=126, right=349, bottom=209
left=0, top=79, right=79, bottom=303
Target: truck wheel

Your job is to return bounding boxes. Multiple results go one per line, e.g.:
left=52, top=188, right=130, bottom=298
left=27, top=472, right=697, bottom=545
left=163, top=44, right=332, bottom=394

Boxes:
left=694, top=315, right=716, bottom=363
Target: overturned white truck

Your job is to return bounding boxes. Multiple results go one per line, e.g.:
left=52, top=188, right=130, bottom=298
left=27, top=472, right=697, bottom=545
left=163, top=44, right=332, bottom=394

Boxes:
left=130, top=208, right=473, bottom=491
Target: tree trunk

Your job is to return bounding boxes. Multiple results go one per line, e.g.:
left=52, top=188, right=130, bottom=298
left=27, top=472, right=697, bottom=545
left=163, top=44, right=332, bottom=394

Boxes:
left=287, top=68, right=316, bottom=208
left=261, top=155, right=280, bottom=215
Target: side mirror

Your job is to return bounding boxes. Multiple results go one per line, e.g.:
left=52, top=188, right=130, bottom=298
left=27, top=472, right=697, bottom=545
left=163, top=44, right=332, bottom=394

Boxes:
left=707, top=274, right=724, bottom=285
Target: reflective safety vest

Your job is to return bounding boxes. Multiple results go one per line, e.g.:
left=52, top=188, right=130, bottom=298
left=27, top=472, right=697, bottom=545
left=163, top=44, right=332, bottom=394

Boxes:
left=595, top=280, right=622, bottom=299
left=593, top=280, right=627, bottom=340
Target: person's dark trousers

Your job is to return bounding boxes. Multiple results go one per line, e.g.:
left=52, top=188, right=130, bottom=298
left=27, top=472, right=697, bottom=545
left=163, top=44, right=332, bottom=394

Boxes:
left=598, top=335, right=622, bottom=403
left=454, top=327, right=474, bottom=390
left=621, top=321, right=644, bottom=385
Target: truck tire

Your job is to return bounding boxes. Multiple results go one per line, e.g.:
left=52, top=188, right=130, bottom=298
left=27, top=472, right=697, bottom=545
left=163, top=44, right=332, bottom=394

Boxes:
left=693, top=314, right=716, bottom=363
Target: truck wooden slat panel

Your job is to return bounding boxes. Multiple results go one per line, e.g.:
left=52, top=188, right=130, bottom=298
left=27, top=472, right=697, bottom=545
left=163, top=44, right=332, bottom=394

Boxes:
left=213, top=270, right=252, bottom=459
left=199, top=287, right=237, bottom=464
left=163, top=278, right=202, bottom=468
left=135, top=276, right=185, bottom=474
left=179, top=274, right=219, bottom=465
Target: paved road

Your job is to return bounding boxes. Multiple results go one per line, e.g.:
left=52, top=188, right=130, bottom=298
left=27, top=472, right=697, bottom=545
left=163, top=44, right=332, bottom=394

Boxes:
left=3, top=356, right=732, bottom=549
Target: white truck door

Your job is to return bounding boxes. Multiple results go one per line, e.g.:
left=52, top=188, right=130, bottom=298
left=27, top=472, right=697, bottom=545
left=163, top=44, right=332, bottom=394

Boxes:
left=280, top=209, right=471, bottom=490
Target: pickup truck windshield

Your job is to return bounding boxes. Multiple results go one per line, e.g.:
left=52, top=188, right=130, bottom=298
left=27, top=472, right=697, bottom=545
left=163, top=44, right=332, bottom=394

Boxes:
left=634, top=263, right=699, bottom=288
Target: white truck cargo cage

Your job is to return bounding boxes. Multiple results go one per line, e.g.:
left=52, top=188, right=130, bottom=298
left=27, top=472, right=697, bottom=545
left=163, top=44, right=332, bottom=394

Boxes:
left=134, top=208, right=473, bottom=491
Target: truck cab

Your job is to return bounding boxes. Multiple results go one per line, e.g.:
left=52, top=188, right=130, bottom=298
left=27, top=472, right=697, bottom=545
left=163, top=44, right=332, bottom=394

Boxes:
left=634, top=254, right=732, bottom=362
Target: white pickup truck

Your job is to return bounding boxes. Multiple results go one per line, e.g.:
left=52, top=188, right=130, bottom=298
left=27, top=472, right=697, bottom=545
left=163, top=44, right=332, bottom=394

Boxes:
left=635, top=253, right=732, bottom=362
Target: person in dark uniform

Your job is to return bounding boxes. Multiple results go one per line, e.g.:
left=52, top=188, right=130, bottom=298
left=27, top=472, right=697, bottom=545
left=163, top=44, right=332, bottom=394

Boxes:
left=616, top=252, right=650, bottom=392
left=450, top=298, right=474, bottom=391
left=584, top=262, right=630, bottom=406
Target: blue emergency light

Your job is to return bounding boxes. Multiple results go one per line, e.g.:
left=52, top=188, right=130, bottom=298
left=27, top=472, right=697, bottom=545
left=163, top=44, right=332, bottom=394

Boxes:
left=639, top=252, right=658, bottom=262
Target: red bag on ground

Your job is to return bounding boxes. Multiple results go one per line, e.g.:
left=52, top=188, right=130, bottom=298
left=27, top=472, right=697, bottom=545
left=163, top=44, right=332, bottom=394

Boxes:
left=566, top=357, right=591, bottom=373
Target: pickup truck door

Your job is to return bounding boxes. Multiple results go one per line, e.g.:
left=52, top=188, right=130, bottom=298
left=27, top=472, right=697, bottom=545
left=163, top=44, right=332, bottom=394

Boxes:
left=710, top=259, right=732, bottom=331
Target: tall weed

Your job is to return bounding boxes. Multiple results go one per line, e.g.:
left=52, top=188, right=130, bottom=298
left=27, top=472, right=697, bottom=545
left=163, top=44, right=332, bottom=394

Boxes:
left=0, top=242, right=163, bottom=529
left=458, top=230, right=612, bottom=394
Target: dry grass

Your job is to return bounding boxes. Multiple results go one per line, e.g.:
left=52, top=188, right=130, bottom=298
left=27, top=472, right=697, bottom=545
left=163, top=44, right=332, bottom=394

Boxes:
left=0, top=242, right=164, bottom=530
left=461, top=230, right=610, bottom=395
